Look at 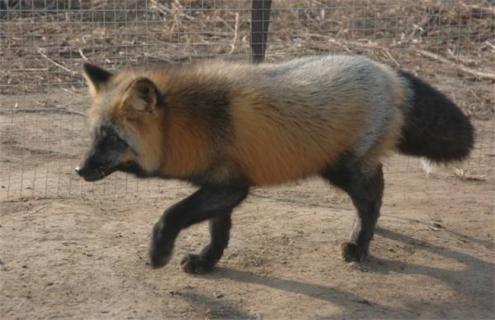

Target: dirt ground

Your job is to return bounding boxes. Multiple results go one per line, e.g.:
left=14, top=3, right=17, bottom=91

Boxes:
left=1, top=1, right=495, bottom=319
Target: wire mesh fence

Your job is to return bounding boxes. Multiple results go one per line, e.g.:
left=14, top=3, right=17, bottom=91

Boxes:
left=1, top=0, right=494, bottom=201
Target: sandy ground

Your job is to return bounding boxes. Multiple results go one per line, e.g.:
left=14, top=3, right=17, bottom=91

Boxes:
left=0, top=85, right=494, bottom=319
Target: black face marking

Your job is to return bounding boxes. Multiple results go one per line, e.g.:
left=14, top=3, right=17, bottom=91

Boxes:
left=76, top=126, right=128, bottom=181
left=116, top=161, right=155, bottom=178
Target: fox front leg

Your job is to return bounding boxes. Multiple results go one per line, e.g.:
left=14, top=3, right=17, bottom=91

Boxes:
left=149, top=184, right=249, bottom=270
left=180, top=212, right=233, bottom=273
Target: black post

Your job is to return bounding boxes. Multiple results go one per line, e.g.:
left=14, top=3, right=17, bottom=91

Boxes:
left=250, top=0, right=272, bottom=63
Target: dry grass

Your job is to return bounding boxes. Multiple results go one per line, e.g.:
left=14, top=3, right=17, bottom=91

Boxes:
left=1, top=0, right=494, bottom=119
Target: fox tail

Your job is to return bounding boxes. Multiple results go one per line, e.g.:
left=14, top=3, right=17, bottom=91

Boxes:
left=397, top=71, right=474, bottom=162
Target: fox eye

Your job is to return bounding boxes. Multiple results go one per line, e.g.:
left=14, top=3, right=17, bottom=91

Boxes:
left=108, top=133, right=119, bottom=143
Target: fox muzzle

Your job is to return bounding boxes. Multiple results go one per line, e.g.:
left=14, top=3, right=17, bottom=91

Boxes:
left=76, top=126, right=128, bottom=182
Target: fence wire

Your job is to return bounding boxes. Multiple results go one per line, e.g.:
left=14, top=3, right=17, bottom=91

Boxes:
left=0, top=0, right=494, bottom=201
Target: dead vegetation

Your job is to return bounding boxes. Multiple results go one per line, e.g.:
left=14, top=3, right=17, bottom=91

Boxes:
left=1, top=1, right=494, bottom=119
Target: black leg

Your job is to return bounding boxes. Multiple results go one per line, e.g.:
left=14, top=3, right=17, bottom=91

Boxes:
left=181, top=211, right=232, bottom=274
left=321, top=157, right=384, bottom=262
left=149, top=184, right=248, bottom=269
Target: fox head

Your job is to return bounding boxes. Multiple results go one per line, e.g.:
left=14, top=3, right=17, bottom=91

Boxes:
left=76, top=63, right=165, bottom=181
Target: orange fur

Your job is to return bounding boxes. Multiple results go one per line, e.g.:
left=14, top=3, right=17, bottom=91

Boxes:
left=161, top=111, right=212, bottom=178
left=228, top=89, right=366, bottom=185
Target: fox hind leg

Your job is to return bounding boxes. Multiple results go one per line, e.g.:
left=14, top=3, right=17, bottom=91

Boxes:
left=321, top=156, right=384, bottom=262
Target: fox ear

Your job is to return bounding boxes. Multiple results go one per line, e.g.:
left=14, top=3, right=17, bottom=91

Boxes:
left=123, top=78, right=162, bottom=113
left=83, top=63, right=112, bottom=96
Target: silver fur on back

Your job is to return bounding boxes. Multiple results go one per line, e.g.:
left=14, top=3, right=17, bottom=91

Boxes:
left=248, top=55, right=405, bottom=157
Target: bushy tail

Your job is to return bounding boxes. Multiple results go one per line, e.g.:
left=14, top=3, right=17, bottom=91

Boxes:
left=397, top=71, right=474, bottom=162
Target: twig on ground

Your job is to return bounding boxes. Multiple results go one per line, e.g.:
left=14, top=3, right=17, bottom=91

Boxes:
left=29, top=205, right=49, bottom=215
left=460, top=2, right=495, bottom=18
left=0, top=108, right=85, bottom=117
left=482, top=41, right=495, bottom=50
left=216, top=15, right=235, bottom=33
left=228, top=13, right=240, bottom=55
left=149, top=0, right=170, bottom=18
left=37, top=48, right=77, bottom=75
left=327, top=37, right=382, bottom=49
left=78, top=48, right=88, bottom=61
left=326, top=38, right=353, bottom=53
left=446, top=48, right=478, bottom=67
left=383, top=49, right=400, bottom=67
left=417, top=49, right=495, bottom=81
left=320, top=36, right=400, bottom=67
left=172, top=0, right=194, bottom=20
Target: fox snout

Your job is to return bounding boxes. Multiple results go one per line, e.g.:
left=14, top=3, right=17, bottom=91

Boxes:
left=75, top=163, right=107, bottom=182
left=75, top=150, right=116, bottom=181
left=76, top=126, right=129, bottom=182
left=75, top=166, right=106, bottom=182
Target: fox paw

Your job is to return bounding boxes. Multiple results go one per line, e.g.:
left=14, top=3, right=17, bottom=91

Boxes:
left=341, top=242, right=368, bottom=262
left=180, top=254, right=215, bottom=274
left=149, top=223, right=175, bottom=268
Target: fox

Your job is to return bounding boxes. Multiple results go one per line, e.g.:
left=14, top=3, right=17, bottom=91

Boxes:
left=75, top=55, right=474, bottom=273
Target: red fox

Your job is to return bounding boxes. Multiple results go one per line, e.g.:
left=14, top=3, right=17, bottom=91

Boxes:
left=76, top=55, right=474, bottom=273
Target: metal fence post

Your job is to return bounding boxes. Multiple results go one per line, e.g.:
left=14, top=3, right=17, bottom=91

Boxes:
left=251, top=0, right=272, bottom=63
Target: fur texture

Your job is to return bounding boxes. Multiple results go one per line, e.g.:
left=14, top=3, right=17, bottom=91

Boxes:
left=398, top=70, right=474, bottom=161
left=79, top=56, right=412, bottom=185
left=76, top=55, right=474, bottom=271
